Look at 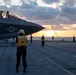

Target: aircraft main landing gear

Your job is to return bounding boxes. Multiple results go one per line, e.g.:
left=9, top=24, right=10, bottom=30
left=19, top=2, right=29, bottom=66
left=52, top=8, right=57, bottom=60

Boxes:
left=12, top=42, right=16, bottom=46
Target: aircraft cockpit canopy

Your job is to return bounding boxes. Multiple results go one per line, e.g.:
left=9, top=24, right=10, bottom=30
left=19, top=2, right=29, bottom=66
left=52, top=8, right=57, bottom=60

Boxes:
left=2, top=11, right=7, bottom=18
left=0, top=10, right=21, bottom=20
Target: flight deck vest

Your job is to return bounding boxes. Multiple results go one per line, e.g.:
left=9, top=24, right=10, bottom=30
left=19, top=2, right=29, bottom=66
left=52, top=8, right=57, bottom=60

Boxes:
left=17, top=36, right=27, bottom=47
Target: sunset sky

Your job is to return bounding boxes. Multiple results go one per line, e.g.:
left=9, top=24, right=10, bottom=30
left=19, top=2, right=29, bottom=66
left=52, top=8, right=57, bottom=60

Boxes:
left=0, top=0, right=76, bottom=37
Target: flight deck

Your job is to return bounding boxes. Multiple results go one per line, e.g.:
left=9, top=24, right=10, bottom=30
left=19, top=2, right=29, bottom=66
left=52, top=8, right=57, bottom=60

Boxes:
left=0, top=41, right=76, bottom=75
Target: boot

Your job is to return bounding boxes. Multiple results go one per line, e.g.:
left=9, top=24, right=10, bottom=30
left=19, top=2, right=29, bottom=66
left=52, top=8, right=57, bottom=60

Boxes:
left=23, top=67, right=26, bottom=73
left=16, top=65, right=19, bottom=73
left=16, top=67, right=19, bottom=73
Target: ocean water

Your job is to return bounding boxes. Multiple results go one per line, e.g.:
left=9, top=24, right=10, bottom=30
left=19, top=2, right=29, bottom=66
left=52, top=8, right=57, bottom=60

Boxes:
left=27, top=37, right=75, bottom=41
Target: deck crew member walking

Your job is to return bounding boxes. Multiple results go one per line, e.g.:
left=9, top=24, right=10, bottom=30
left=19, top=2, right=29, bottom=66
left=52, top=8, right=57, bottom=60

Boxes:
left=16, top=29, right=27, bottom=73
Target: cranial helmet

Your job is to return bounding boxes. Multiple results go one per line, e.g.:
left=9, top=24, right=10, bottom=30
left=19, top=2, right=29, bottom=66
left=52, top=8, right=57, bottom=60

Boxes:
left=18, top=29, right=25, bottom=34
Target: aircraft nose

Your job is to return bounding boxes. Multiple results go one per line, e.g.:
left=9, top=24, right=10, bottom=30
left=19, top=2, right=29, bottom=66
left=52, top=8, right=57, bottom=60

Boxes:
left=39, top=26, right=45, bottom=30
left=27, top=24, right=44, bottom=34
left=35, top=24, right=44, bottom=31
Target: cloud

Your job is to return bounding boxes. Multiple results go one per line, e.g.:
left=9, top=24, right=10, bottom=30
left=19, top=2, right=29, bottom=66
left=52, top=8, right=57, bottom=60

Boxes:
left=0, top=0, right=76, bottom=30
left=21, top=0, right=37, bottom=9
left=61, top=6, right=76, bottom=15
left=60, top=5, right=76, bottom=24
left=20, top=7, right=59, bottom=20
left=43, top=0, right=60, bottom=4
left=63, top=0, right=76, bottom=6
left=3, top=0, right=12, bottom=6
left=7, top=0, right=59, bottom=21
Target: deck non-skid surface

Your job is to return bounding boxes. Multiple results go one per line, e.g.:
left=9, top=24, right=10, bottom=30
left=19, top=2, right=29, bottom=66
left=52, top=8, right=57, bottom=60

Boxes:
left=0, top=41, right=76, bottom=75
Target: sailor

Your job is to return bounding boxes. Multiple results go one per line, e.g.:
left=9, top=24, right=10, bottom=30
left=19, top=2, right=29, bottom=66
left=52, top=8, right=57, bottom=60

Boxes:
left=73, top=36, right=75, bottom=42
left=41, top=35, right=45, bottom=47
left=16, top=29, right=27, bottom=73
left=30, top=34, right=33, bottom=43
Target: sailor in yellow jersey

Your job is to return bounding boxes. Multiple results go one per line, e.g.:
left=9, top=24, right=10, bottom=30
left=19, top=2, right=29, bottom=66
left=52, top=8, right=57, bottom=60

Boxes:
left=16, top=29, right=27, bottom=73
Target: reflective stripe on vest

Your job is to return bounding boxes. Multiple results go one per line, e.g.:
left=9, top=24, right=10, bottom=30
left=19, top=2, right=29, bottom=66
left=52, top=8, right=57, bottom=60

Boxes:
left=17, top=36, right=27, bottom=47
